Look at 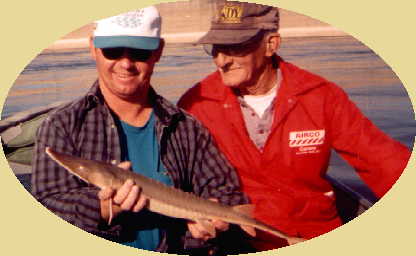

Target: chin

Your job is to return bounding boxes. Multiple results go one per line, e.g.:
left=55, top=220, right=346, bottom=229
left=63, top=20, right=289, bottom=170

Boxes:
left=221, top=77, right=243, bottom=88
left=220, top=72, right=247, bottom=88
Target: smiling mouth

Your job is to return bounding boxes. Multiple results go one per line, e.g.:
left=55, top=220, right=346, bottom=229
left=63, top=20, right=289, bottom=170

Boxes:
left=117, top=73, right=134, bottom=77
left=114, top=73, right=138, bottom=81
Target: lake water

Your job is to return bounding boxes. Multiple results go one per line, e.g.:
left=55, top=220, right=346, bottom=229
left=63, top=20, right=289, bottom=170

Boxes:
left=2, top=36, right=415, bottom=203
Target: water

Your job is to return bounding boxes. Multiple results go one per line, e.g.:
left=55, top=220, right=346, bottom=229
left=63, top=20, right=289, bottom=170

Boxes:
left=3, top=36, right=415, bottom=201
left=4, top=36, right=413, bottom=147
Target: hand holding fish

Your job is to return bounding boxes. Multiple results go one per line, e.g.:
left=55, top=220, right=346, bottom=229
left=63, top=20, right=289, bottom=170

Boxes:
left=98, top=162, right=148, bottom=223
left=187, top=198, right=229, bottom=241
left=45, top=148, right=297, bottom=244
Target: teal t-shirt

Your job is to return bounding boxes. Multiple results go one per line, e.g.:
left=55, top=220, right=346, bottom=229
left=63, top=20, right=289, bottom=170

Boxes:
left=116, top=111, right=173, bottom=251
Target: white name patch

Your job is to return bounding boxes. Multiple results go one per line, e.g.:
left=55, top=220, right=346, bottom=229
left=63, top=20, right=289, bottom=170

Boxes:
left=289, top=130, right=325, bottom=148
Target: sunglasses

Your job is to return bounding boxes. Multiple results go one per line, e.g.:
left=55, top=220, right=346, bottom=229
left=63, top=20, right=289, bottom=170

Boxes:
left=203, top=31, right=268, bottom=57
left=101, top=47, right=153, bottom=62
left=203, top=39, right=264, bottom=58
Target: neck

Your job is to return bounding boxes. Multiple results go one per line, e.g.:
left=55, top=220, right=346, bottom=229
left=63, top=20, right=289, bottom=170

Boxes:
left=100, top=84, right=153, bottom=127
left=239, top=63, right=277, bottom=96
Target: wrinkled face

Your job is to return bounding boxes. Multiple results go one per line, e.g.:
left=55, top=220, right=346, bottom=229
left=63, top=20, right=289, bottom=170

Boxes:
left=207, top=33, right=280, bottom=89
left=90, top=41, right=162, bottom=101
left=212, top=37, right=267, bottom=88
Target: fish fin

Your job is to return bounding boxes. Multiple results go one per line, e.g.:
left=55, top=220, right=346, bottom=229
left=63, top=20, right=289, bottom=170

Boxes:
left=107, top=199, right=113, bottom=225
left=240, top=225, right=256, bottom=237
left=232, top=204, right=255, bottom=217
left=196, top=219, right=216, bottom=237
left=233, top=205, right=257, bottom=237
left=286, top=236, right=306, bottom=245
left=106, top=179, right=114, bottom=226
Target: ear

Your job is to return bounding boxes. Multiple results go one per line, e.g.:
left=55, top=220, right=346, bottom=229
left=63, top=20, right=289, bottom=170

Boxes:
left=265, top=33, right=281, bottom=57
left=89, top=36, right=98, bottom=61
left=153, top=38, right=165, bottom=62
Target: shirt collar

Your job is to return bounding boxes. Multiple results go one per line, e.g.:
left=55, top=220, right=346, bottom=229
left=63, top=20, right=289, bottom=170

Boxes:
left=85, top=80, right=104, bottom=108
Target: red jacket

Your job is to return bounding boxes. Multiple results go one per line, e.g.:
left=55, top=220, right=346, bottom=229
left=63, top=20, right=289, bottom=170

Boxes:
left=178, top=59, right=410, bottom=248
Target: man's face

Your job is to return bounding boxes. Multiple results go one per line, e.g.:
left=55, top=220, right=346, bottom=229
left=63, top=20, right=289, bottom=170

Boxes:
left=211, top=37, right=268, bottom=88
left=90, top=43, right=161, bottom=101
left=209, top=33, right=280, bottom=89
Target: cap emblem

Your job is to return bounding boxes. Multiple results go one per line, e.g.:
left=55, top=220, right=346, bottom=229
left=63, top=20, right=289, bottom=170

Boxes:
left=219, top=3, right=243, bottom=23
left=113, top=10, right=144, bottom=28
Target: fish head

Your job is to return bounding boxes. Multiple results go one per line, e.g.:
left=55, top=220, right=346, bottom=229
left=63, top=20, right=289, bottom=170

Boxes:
left=45, top=147, right=122, bottom=189
left=71, top=160, right=121, bottom=189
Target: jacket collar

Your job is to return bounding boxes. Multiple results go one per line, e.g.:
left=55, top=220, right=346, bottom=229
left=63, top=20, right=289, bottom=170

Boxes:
left=278, top=56, right=328, bottom=96
left=199, top=70, right=231, bottom=101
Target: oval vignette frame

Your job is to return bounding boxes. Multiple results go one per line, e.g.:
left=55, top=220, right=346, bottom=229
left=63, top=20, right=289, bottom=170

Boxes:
left=0, top=1, right=415, bottom=256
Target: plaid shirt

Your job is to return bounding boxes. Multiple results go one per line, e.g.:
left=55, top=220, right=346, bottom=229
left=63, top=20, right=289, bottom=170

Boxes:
left=31, top=81, right=249, bottom=254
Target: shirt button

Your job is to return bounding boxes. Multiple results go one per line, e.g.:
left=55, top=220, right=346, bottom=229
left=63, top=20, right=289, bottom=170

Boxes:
left=288, top=98, right=293, bottom=104
left=111, top=124, right=116, bottom=129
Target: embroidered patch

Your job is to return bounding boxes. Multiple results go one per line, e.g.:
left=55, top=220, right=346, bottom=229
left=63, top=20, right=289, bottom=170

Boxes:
left=113, top=10, right=144, bottom=28
left=289, top=130, right=325, bottom=148
left=219, top=3, right=243, bottom=23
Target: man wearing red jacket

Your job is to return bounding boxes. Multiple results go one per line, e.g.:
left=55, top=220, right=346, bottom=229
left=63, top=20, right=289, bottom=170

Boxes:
left=178, top=1, right=411, bottom=251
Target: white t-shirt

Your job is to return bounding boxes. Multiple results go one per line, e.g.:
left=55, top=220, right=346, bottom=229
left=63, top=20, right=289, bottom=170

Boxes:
left=243, top=84, right=278, bottom=118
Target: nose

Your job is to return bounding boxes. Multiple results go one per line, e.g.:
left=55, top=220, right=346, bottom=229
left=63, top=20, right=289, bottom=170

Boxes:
left=118, top=51, right=135, bottom=69
left=214, top=52, right=233, bottom=70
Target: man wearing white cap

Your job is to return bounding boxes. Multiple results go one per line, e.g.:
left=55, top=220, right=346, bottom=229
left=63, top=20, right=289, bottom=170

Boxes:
left=31, top=6, right=250, bottom=254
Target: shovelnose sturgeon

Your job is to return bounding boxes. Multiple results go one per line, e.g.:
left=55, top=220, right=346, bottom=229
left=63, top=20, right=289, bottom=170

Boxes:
left=45, top=147, right=293, bottom=242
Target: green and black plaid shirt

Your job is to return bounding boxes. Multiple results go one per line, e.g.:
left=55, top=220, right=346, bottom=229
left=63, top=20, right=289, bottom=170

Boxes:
left=31, top=81, right=248, bottom=254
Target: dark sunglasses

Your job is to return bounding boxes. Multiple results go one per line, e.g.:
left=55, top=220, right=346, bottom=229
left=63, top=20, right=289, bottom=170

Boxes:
left=101, top=47, right=153, bottom=62
left=203, top=31, right=268, bottom=57
left=203, top=41, right=262, bottom=58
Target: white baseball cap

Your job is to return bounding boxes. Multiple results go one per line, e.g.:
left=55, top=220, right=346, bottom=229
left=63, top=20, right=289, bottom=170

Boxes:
left=93, top=6, right=161, bottom=50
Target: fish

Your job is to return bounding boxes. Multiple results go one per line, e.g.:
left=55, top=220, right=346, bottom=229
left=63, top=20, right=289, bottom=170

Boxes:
left=45, top=147, right=294, bottom=242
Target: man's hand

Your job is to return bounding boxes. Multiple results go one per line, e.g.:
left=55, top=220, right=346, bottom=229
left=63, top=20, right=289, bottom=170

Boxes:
left=98, top=162, right=148, bottom=223
left=187, top=198, right=229, bottom=241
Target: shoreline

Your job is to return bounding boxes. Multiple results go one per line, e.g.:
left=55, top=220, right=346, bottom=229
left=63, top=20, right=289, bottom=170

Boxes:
left=47, top=26, right=346, bottom=50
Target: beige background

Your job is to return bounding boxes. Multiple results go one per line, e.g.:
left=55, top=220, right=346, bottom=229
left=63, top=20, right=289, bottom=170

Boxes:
left=0, top=0, right=414, bottom=255
left=50, top=0, right=346, bottom=49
